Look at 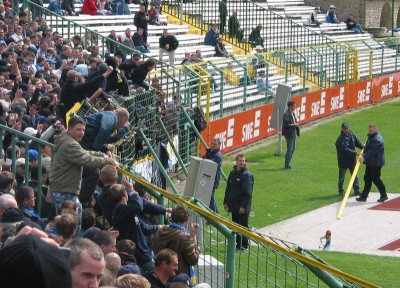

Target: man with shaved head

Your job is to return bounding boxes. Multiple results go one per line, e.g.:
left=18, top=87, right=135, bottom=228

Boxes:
left=105, top=252, right=121, bottom=277
left=78, top=108, right=130, bottom=206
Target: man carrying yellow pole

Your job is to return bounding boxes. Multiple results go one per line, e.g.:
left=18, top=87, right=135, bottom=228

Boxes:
left=335, top=123, right=364, bottom=197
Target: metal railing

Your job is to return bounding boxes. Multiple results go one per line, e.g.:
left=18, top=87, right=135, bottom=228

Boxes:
left=163, top=0, right=334, bottom=53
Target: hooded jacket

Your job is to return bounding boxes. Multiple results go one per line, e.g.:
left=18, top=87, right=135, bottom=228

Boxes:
left=153, top=225, right=200, bottom=276
left=49, top=132, right=115, bottom=194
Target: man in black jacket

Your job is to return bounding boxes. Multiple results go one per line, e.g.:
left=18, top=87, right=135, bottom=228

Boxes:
left=158, top=29, right=179, bottom=65
left=282, top=101, right=299, bottom=170
left=134, top=4, right=150, bottom=43
left=59, top=66, right=113, bottom=123
left=223, top=154, right=254, bottom=252
left=335, top=122, right=364, bottom=196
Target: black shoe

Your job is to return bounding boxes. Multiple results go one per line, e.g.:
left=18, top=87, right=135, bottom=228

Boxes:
left=339, top=191, right=344, bottom=196
left=377, top=196, right=388, bottom=203
left=354, top=191, right=362, bottom=196
left=356, top=197, right=367, bottom=202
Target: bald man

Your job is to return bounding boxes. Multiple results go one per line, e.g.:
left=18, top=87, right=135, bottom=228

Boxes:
left=105, top=252, right=122, bottom=277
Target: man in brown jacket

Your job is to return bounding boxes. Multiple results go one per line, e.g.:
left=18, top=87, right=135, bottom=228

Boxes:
left=153, top=205, right=200, bottom=278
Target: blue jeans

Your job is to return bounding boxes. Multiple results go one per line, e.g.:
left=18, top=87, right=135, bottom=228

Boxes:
left=209, top=187, right=219, bottom=213
left=285, top=137, right=296, bottom=169
left=338, top=167, right=359, bottom=193
left=135, top=45, right=150, bottom=53
left=51, top=192, right=82, bottom=232
left=123, top=3, right=131, bottom=15
left=351, top=24, right=363, bottom=33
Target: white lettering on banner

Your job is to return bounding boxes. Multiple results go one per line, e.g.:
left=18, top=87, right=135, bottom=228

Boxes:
left=331, top=87, right=345, bottom=111
left=294, top=97, right=306, bottom=121
left=357, top=81, right=371, bottom=104
left=215, top=118, right=235, bottom=149
left=241, top=110, right=261, bottom=142
left=381, top=76, right=393, bottom=97
left=311, top=92, right=326, bottom=117
left=267, top=116, right=275, bottom=133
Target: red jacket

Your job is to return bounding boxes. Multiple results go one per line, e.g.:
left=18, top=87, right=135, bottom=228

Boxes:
left=82, top=0, right=98, bottom=15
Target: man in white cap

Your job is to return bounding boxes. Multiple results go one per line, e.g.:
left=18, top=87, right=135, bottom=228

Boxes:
left=326, top=5, right=339, bottom=23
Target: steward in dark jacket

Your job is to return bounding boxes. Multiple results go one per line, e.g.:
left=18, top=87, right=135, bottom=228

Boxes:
left=363, top=131, right=385, bottom=167
left=224, top=164, right=253, bottom=215
left=223, top=155, right=253, bottom=250
left=335, top=128, right=364, bottom=168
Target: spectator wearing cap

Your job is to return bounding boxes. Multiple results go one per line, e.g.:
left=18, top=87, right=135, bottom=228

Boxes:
left=0, top=233, right=72, bottom=288
left=335, top=122, right=364, bottom=196
left=59, top=65, right=113, bottom=123
left=1, top=206, right=24, bottom=227
left=132, top=28, right=150, bottom=53
left=170, top=274, right=196, bottom=287
left=145, top=249, right=179, bottom=288
left=28, top=149, right=39, bottom=166
left=326, top=5, right=339, bottom=24
left=119, top=52, right=142, bottom=81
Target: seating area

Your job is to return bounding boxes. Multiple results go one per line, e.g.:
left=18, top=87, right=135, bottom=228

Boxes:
left=37, top=0, right=398, bottom=120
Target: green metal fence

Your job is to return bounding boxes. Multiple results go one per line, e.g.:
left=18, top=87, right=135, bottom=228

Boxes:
left=163, top=0, right=334, bottom=53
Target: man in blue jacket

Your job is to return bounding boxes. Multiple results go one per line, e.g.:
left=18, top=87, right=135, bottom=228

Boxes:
left=223, top=154, right=254, bottom=252
left=204, top=25, right=219, bottom=47
left=335, top=122, right=364, bottom=196
left=78, top=108, right=130, bottom=206
left=204, top=137, right=222, bottom=213
left=356, top=124, right=387, bottom=203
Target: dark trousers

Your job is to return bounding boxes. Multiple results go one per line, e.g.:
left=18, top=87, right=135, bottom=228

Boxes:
left=361, top=165, right=386, bottom=198
left=338, top=166, right=360, bottom=193
left=232, top=213, right=249, bottom=249
left=79, top=167, right=100, bottom=206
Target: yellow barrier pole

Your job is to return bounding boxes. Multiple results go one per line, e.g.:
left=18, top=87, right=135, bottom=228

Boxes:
left=117, top=166, right=378, bottom=288
left=337, top=149, right=364, bottom=219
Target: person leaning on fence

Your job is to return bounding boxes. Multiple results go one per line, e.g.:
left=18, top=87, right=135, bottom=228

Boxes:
left=49, top=116, right=118, bottom=232
left=159, top=29, right=179, bottom=66
left=345, top=14, right=366, bottom=34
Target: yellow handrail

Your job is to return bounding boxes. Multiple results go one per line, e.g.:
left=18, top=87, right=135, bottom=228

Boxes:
left=117, top=166, right=378, bottom=288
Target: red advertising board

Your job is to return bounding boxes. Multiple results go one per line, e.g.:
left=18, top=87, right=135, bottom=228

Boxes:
left=202, top=73, right=400, bottom=154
